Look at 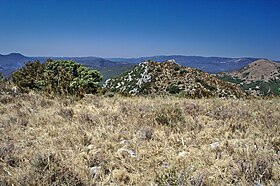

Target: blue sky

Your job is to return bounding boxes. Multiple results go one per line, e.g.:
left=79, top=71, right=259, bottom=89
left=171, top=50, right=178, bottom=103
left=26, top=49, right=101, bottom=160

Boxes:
left=0, top=0, right=280, bottom=59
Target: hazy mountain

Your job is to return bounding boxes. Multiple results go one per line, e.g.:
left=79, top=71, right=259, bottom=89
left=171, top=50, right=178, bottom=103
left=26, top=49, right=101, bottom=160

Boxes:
left=30, top=56, right=129, bottom=68
left=0, top=53, right=133, bottom=80
left=107, top=55, right=260, bottom=73
left=0, top=53, right=29, bottom=76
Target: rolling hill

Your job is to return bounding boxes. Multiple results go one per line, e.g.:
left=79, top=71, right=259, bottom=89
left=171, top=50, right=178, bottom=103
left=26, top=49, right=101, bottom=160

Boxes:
left=228, top=59, right=280, bottom=83
left=104, top=60, right=245, bottom=98
left=218, top=59, right=280, bottom=96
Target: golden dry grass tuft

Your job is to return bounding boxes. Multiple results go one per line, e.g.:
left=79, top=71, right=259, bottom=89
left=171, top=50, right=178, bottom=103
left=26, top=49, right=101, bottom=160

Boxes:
left=0, top=93, right=279, bottom=185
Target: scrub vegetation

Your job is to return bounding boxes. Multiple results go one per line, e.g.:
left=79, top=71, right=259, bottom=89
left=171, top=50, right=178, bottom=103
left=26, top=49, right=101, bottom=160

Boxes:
left=12, top=60, right=102, bottom=97
left=0, top=88, right=279, bottom=185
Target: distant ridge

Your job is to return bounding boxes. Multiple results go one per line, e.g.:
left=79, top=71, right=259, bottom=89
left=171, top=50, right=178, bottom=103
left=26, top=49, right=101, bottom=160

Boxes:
left=0, top=53, right=27, bottom=57
left=107, top=55, right=261, bottom=73
left=0, top=53, right=28, bottom=59
left=0, top=53, right=133, bottom=79
left=0, top=53, right=277, bottom=82
left=0, top=53, right=29, bottom=76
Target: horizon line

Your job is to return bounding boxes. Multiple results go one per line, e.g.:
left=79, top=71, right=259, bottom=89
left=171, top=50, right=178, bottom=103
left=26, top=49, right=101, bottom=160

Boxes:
left=0, top=52, right=275, bottom=61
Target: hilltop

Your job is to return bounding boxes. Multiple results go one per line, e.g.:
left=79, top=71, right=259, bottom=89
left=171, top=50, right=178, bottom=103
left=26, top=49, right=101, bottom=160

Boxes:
left=104, top=60, right=245, bottom=98
left=218, top=59, right=280, bottom=96
left=228, top=59, right=280, bottom=83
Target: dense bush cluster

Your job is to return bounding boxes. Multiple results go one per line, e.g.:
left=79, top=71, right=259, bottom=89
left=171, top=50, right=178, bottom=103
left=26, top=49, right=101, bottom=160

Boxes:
left=12, top=60, right=102, bottom=97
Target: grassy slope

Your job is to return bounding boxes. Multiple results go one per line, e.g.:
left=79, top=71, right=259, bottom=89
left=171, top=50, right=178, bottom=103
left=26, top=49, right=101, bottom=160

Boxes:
left=0, top=93, right=279, bottom=185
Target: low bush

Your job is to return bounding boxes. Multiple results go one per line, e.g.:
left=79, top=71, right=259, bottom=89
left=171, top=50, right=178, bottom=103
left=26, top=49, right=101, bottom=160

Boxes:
left=12, top=61, right=45, bottom=92
left=155, top=106, right=185, bottom=128
left=167, top=84, right=180, bottom=94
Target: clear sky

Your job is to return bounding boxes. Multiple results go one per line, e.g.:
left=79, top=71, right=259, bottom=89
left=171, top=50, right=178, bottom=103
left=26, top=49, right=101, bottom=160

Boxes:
left=0, top=0, right=280, bottom=59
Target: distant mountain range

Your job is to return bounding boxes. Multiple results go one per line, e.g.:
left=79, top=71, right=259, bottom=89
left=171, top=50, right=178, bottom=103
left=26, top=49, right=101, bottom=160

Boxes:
left=0, top=53, right=276, bottom=81
left=107, top=55, right=261, bottom=73
left=0, top=53, right=134, bottom=80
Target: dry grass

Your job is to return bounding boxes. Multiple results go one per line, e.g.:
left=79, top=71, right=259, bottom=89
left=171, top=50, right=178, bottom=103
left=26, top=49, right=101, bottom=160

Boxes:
left=0, top=92, right=279, bottom=185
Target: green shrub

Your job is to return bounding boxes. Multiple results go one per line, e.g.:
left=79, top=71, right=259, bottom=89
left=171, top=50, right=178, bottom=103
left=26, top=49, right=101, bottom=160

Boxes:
left=155, top=168, right=190, bottom=186
left=12, top=61, right=45, bottom=92
left=12, top=60, right=102, bottom=97
left=174, top=65, right=180, bottom=71
left=167, top=84, right=180, bottom=94
left=44, top=60, right=102, bottom=96
left=179, top=69, right=187, bottom=74
left=155, top=169, right=180, bottom=186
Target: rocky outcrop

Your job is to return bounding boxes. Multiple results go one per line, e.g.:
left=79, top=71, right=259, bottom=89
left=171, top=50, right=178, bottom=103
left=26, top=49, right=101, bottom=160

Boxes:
left=104, top=60, right=245, bottom=98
